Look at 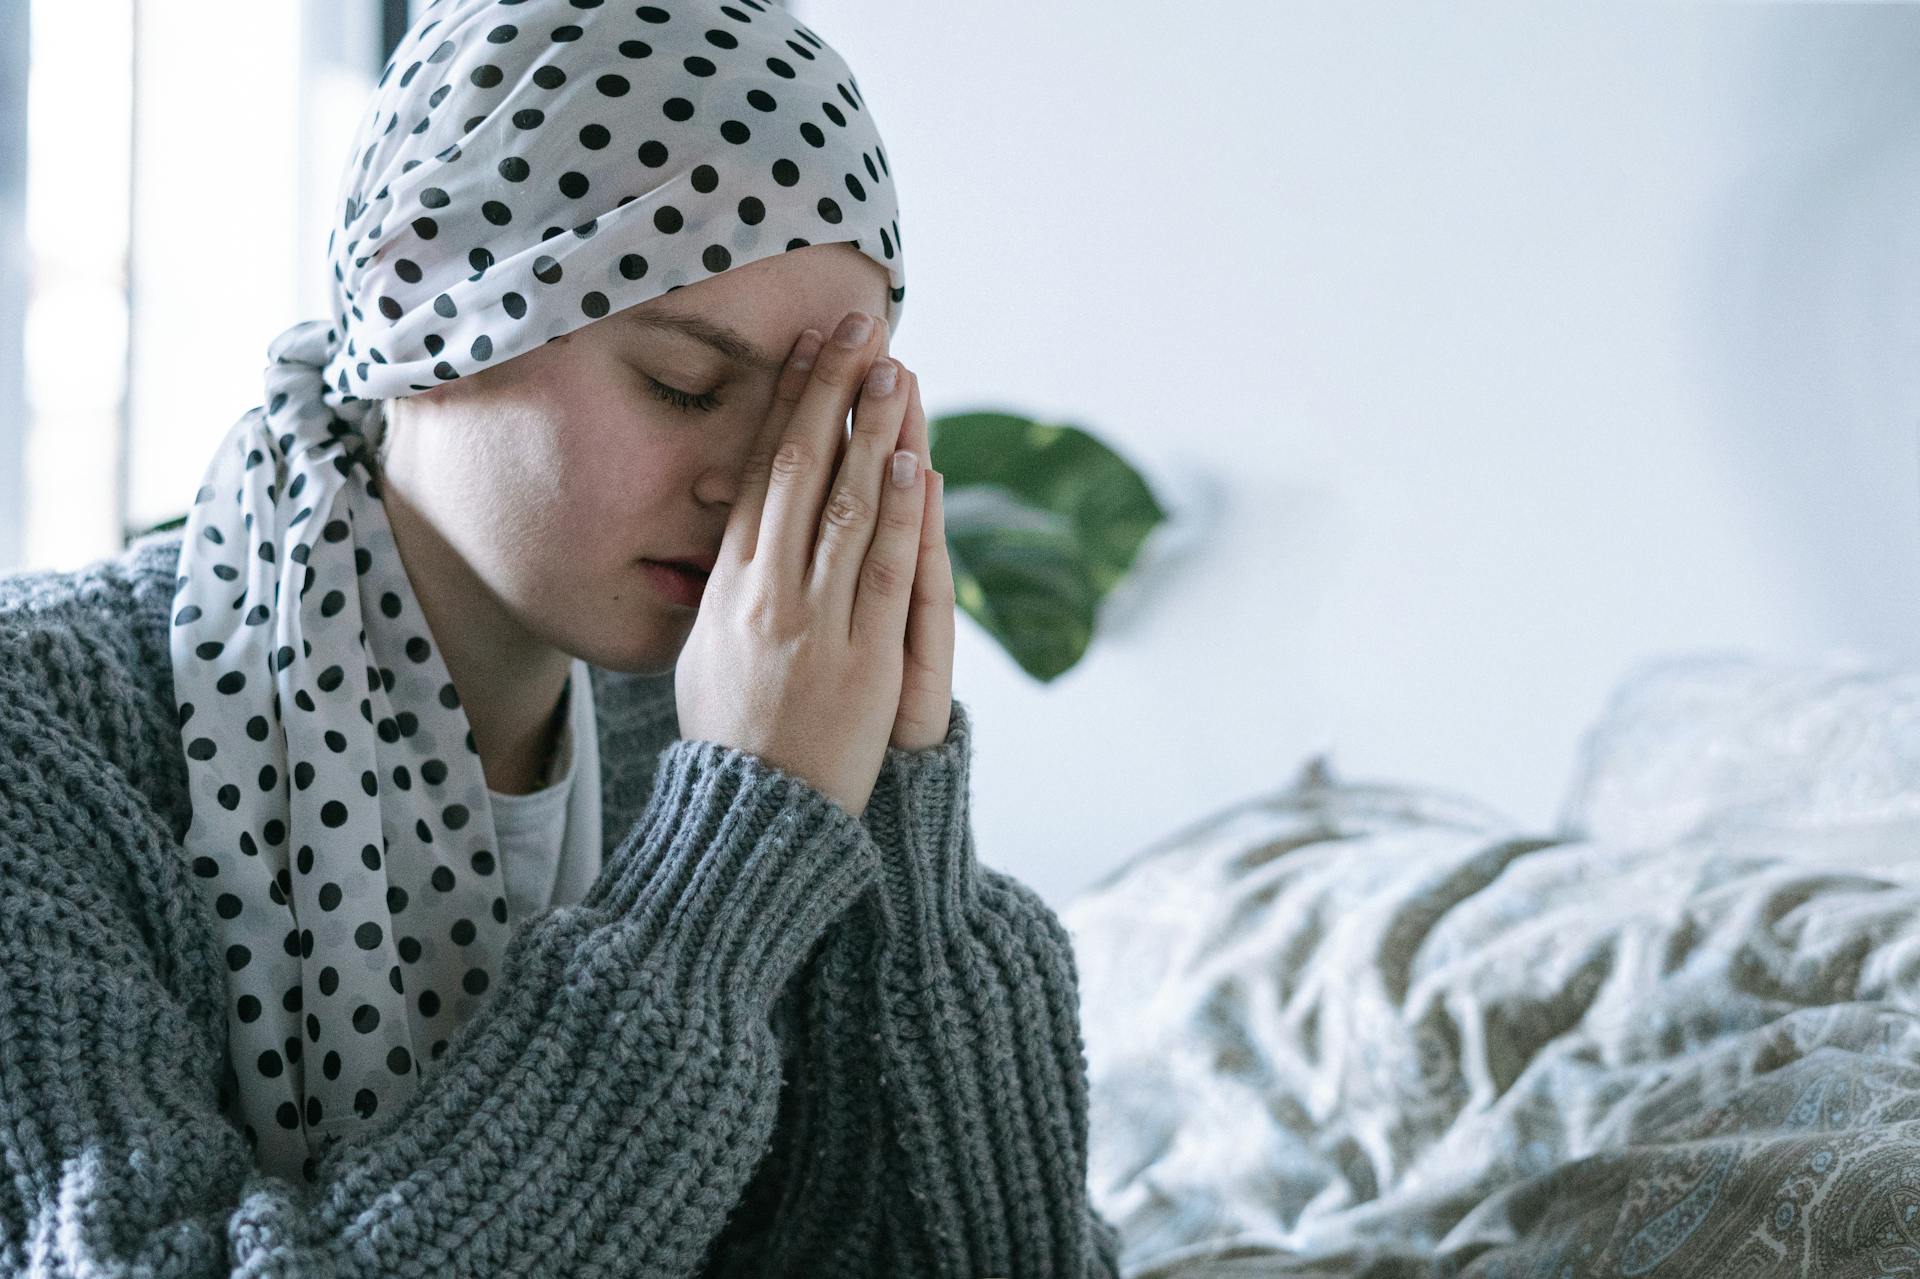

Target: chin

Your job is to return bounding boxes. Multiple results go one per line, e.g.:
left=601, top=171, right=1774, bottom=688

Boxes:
left=568, top=620, right=691, bottom=678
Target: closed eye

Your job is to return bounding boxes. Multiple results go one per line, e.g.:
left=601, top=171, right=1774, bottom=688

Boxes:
left=645, top=376, right=724, bottom=413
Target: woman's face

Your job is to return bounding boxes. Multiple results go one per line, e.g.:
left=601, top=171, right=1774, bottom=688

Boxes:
left=376, top=240, right=893, bottom=677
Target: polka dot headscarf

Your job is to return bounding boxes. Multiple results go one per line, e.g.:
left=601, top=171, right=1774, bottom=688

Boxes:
left=167, top=0, right=905, bottom=1185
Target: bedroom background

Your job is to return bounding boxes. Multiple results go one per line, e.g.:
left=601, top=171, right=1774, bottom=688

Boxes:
left=2, top=0, right=1916, bottom=918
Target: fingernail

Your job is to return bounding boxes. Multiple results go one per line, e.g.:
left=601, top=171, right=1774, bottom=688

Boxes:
left=865, top=358, right=898, bottom=397
left=890, top=448, right=919, bottom=488
left=791, top=329, right=823, bottom=370
left=834, top=311, right=873, bottom=348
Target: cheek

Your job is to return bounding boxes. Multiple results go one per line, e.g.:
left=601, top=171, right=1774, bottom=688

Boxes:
left=551, top=424, right=696, bottom=555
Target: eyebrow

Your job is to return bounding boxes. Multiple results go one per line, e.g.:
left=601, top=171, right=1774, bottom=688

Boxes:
left=622, top=309, right=782, bottom=376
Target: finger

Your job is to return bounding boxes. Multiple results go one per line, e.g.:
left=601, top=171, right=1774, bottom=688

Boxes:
left=849, top=432, right=928, bottom=650
left=926, top=469, right=955, bottom=648
left=906, top=380, right=954, bottom=673
left=811, top=353, right=912, bottom=617
left=758, top=309, right=888, bottom=591
left=719, top=326, right=825, bottom=567
left=897, top=372, right=940, bottom=589
left=895, top=367, right=928, bottom=466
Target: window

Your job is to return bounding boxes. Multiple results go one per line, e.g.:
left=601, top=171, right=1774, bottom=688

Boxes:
left=5, top=0, right=392, bottom=574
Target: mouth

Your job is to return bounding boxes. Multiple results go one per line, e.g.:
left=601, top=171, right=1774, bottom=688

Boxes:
left=643, top=558, right=711, bottom=579
left=640, top=558, right=711, bottom=606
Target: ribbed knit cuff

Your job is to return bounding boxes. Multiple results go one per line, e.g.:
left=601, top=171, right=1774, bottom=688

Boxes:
left=860, top=696, right=977, bottom=936
left=580, top=735, right=881, bottom=1006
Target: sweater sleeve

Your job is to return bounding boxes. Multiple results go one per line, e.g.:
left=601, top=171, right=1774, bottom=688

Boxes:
left=697, top=696, right=1126, bottom=1279
left=0, top=660, right=883, bottom=1279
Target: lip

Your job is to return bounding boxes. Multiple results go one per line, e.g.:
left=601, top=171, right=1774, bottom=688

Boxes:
left=641, top=558, right=709, bottom=607
left=650, top=550, right=720, bottom=574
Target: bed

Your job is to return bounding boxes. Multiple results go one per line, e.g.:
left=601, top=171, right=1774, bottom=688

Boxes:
left=1063, top=649, right=1920, bottom=1277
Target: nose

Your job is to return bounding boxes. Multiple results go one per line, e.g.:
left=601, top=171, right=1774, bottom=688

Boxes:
left=694, top=461, right=738, bottom=510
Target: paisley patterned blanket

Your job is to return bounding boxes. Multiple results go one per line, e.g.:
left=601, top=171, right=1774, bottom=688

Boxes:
left=1062, top=652, right=1920, bottom=1277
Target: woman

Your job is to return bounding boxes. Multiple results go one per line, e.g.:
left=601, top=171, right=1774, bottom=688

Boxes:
left=0, top=1, right=1123, bottom=1274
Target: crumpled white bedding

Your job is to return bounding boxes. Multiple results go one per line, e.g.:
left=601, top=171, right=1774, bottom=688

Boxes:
left=1062, top=651, right=1920, bottom=1278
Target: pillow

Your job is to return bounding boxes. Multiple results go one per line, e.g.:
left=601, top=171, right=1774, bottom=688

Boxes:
left=1553, top=647, right=1920, bottom=850
left=1061, top=753, right=1527, bottom=1274
left=1065, top=736, right=1920, bottom=1277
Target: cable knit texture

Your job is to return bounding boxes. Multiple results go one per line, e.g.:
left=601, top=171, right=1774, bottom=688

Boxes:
left=0, top=531, right=1121, bottom=1278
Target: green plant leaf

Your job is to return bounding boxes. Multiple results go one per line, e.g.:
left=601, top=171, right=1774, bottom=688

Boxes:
left=928, top=410, right=1167, bottom=682
left=127, top=513, right=187, bottom=547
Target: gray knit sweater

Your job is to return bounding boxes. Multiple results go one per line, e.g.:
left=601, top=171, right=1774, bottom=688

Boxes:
left=0, top=530, right=1123, bottom=1278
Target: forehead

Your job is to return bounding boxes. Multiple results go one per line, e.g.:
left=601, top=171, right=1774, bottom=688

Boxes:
left=619, top=308, right=782, bottom=375
left=615, top=245, right=893, bottom=367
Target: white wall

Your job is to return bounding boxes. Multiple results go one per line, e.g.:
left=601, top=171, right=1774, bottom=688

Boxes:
left=800, top=1, right=1920, bottom=909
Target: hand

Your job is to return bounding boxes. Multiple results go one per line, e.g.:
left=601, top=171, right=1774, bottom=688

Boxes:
left=881, top=370, right=954, bottom=753
left=673, top=310, right=930, bottom=819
